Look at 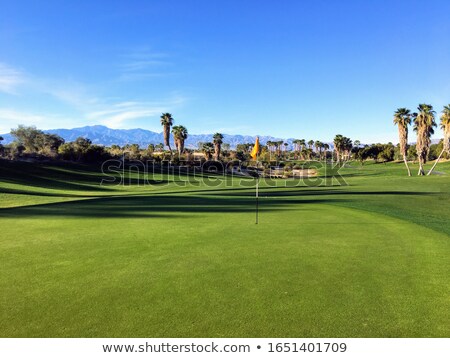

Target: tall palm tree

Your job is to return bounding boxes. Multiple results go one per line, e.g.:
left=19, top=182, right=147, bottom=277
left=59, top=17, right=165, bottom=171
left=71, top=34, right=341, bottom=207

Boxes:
left=171, top=125, right=188, bottom=156
left=427, top=104, right=450, bottom=175
left=299, top=139, right=306, bottom=159
left=202, top=142, right=214, bottom=160
left=316, top=141, right=324, bottom=160
left=213, top=133, right=224, bottom=161
left=323, top=143, right=330, bottom=161
left=333, top=135, right=344, bottom=163
left=266, top=141, right=272, bottom=154
left=160, top=113, right=174, bottom=152
left=442, top=104, right=450, bottom=154
left=299, top=139, right=306, bottom=150
left=277, top=141, right=284, bottom=156
left=273, top=141, right=280, bottom=157
left=314, top=140, right=321, bottom=157
left=292, top=139, right=302, bottom=159
left=342, top=137, right=353, bottom=160
left=413, top=104, right=436, bottom=175
left=393, top=108, right=412, bottom=176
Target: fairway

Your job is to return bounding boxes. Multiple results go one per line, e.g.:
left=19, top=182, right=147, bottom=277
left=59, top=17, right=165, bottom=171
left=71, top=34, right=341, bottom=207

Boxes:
left=1, top=160, right=449, bottom=337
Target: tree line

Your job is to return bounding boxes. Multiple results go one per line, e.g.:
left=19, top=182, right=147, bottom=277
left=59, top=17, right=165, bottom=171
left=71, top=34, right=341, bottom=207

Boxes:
left=0, top=106, right=448, bottom=171
left=393, top=104, right=450, bottom=176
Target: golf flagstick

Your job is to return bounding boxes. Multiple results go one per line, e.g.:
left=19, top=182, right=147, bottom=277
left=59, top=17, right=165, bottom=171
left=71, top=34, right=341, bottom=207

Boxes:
left=250, top=136, right=260, bottom=224
left=256, top=156, right=259, bottom=224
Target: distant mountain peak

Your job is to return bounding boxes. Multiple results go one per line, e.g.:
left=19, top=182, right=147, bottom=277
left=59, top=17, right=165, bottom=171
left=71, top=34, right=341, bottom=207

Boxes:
left=0, top=124, right=318, bottom=149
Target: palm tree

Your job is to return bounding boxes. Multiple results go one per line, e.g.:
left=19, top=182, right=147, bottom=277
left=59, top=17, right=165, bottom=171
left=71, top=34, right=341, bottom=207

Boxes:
left=292, top=139, right=299, bottom=151
left=413, top=104, right=436, bottom=175
left=160, top=113, right=174, bottom=152
left=316, top=141, right=325, bottom=160
left=307, top=140, right=314, bottom=150
left=323, top=143, right=330, bottom=161
left=342, top=137, right=353, bottom=160
left=332, top=135, right=352, bottom=162
left=305, top=147, right=313, bottom=160
left=320, top=141, right=325, bottom=160
left=273, top=141, right=280, bottom=156
left=427, top=104, right=450, bottom=175
left=333, top=135, right=344, bottom=163
left=202, top=142, right=214, bottom=160
left=442, top=104, right=450, bottom=154
left=314, top=140, right=321, bottom=157
left=292, top=139, right=302, bottom=159
left=393, top=108, right=412, bottom=176
left=266, top=140, right=271, bottom=153
left=213, top=133, right=224, bottom=161
left=171, top=125, right=188, bottom=156
left=277, top=140, right=283, bottom=156
left=299, top=139, right=306, bottom=159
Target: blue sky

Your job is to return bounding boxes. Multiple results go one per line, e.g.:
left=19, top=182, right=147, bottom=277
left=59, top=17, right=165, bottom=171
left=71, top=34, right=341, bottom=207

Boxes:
left=1, top=0, right=449, bottom=143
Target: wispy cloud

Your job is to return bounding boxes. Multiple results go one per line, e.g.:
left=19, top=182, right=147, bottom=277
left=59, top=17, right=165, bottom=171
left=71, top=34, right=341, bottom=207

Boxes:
left=120, top=60, right=168, bottom=72
left=117, top=48, right=174, bottom=81
left=42, top=79, right=188, bottom=129
left=0, top=63, right=25, bottom=94
left=0, top=108, right=46, bottom=125
left=0, top=108, right=78, bottom=133
left=86, top=96, right=188, bottom=129
left=0, top=59, right=189, bottom=132
left=99, top=108, right=164, bottom=128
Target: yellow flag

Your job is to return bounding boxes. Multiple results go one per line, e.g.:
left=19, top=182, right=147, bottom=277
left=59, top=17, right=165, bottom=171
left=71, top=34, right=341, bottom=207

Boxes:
left=250, top=137, right=260, bottom=160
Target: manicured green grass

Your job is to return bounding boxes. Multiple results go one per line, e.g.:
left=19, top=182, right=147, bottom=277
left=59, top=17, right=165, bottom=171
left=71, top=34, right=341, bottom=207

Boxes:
left=0, top=159, right=449, bottom=337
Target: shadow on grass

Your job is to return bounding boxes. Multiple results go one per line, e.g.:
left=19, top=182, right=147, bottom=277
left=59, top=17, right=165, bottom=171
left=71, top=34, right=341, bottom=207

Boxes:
left=0, top=180, right=440, bottom=219
left=0, top=194, right=347, bottom=218
left=0, top=159, right=189, bottom=194
left=220, top=189, right=439, bottom=198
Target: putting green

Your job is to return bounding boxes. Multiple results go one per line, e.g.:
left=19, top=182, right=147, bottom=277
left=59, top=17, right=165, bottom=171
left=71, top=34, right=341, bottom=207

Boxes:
left=0, top=160, right=449, bottom=337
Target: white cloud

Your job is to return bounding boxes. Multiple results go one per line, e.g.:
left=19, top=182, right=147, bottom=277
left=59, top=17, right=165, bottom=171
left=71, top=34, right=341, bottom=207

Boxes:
left=0, top=108, right=46, bottom=124
left=86, top=96, right=188, bottom=129
left=0, top=59, right=189, bottom=132
left=43, top=82, right=101, bottom=109
left=117, top=49, right=173, bottom=82
left=0, top=108, right=77, bottom=133
left=120, top=60, right=168, bottom=72
left=0, top=63, right=25, bottom=94
left=102, top=108, right=164, bottom=128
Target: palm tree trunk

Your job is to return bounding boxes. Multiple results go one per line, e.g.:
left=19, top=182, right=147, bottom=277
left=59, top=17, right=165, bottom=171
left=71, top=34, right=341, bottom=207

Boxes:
left=426, top=149, right=445, bottom=176
left=418, top=160, right=425, bottom=176
left=403, top=155, right=411, bottom=176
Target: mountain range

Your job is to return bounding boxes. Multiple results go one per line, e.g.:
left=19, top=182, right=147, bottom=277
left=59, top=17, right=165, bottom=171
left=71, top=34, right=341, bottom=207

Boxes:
left=1, top=125, right=443, bottom=149
left=0, top=125, right=299, bottom=149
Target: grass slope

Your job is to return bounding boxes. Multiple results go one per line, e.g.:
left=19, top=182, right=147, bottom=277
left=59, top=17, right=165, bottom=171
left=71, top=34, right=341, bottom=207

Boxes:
left=0, top=159, right=449, bottom=337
